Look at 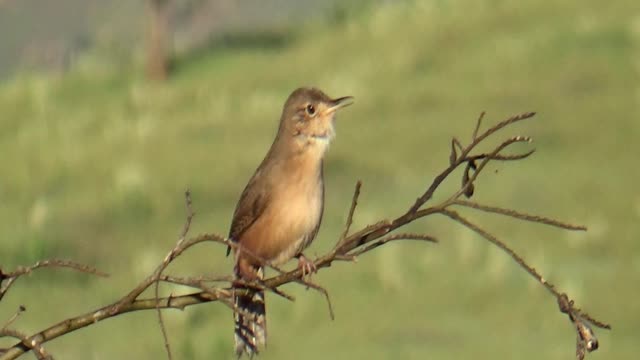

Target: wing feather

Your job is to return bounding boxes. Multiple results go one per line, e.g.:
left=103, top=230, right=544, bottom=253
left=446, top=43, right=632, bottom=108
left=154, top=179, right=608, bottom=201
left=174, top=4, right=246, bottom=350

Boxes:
left=227, top=170, right=270, bottom=256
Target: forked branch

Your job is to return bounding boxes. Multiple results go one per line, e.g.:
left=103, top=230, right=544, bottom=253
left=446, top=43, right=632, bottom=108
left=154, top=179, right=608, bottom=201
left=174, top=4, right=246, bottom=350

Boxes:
left=0, top=112, right=609, bottom=360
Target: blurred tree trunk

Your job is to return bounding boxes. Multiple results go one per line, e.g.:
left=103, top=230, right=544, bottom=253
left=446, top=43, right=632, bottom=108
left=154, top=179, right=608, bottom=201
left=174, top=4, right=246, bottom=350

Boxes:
left=146, top=0, right=171, bottom=81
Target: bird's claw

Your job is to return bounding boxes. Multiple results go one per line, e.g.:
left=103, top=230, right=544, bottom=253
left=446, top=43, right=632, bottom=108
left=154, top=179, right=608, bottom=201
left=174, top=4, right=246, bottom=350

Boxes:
left=297, top=254, right=317, bottom=278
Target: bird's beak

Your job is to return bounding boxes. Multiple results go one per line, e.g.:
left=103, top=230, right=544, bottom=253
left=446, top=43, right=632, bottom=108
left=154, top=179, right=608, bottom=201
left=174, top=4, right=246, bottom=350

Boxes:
left=326, top=96, right=354, bottom=114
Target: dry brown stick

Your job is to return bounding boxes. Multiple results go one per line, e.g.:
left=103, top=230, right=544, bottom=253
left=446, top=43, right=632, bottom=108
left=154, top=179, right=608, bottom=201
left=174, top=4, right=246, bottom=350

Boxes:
left=557, top=294, right=610, bottom=330
left=408, top=137, right=533, bottom=223
left=0, top=291, right=228, bottom=360
left=451, top=136, right=533, bottom=203
left=115, top=231, right=224, bottom=313
left=300, top=280, right=335, bottom=320
left=158, top=275, right=212, bottom=289
left=0, top=328, right=51, bottom=360
left=154, top=190, right=195, bottom=360
left=159, top=274, right=234, bottom=285
left=157, top=274, right=296, bottom=302
left=0, top=202, right=603, bottom=360
left=474, top=112, right=536, bottom=145
left=349, top=233, right=438, bottom=257
left=335, top=219, right=393, bottom=254
left=0, top=111, right=609, bottom=360
left=0, top=272, right=303, bottom=360
left=241, top=280, right=296, bottom=302
left=452, top=137, right=464, bottom=153
left=0, top=260, right=108, bottom=279
left=466, top=149, right=535, bottom=162
left=440, top=209, right=558, bottom=295
left=0, top=188, right=414, bottom=358
left=266, top=267, right=333, bottom=317
left=440, top=209, right=610, bottom=329
left=0, top=260, right=108, bottom=302
left=453, top=200, right=587, bottom=231
left=1, top=307, right=25, bottom=331
left=450, top=138, right=459, bottom=165
left=408, top=112, right=536, bottom=213
left=577, top=312, right=611, bottom=330
left=337, top=180, right=362, bottom=248
left=472, top=111, right=485, bottom=140
left=407, top=161, right=460, bottom=214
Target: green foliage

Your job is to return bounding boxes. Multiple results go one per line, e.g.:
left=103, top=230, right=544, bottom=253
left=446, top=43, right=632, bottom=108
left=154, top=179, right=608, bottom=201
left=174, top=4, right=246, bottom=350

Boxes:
left=0, top=0, right=637, bottom=358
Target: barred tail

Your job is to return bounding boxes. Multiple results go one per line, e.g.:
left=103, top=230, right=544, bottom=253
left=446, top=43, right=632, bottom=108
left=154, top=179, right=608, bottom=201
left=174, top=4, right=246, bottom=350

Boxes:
left=234, top=268, right=266, bottom=357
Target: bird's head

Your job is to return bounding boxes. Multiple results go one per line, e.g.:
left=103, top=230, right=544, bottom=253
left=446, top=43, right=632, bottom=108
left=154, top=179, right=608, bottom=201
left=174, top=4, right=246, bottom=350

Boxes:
left=277, top=87, right=353, bottom=155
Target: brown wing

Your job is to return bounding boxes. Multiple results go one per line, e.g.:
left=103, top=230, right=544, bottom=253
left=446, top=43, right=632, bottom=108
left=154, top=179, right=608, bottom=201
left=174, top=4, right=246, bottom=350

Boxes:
left=227, top=170, right=270, bottom=256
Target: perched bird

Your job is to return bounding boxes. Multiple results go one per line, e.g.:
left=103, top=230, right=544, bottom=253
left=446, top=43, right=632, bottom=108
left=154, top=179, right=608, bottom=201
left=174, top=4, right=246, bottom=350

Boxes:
left=228, top=87, right=353, bottom=356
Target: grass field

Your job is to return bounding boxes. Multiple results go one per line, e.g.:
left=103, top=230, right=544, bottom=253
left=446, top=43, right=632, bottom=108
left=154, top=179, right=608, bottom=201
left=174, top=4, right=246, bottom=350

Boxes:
left=0, top=0, right=638, bottom=358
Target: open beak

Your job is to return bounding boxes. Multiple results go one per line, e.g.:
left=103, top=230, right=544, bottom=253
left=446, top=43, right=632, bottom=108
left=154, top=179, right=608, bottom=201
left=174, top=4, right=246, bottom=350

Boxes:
left=326, top=96, right=354, bottom=114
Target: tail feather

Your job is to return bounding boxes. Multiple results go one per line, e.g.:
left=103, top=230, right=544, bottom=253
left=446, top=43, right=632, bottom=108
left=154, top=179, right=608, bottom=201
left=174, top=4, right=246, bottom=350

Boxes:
left=234, top=268, right=266, bottom=357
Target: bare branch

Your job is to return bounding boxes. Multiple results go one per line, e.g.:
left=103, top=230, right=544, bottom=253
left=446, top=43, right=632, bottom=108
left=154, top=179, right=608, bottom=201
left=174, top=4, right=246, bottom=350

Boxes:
left=466, top=149, right=536, bottom=162
left=408, top=113, right=536, bottom=214
left=453, top=200, right=587, bottom=231
left=350, top=233, right=438, bottom=257
left=474, top=112, right=536, bottom=144
left=0, top=328, right=51, bottom=360
left=336, top=181, right=362, bottom=248
left=472, top=111, right=485, bottom=140
left=440, top=209, right=555, bottom=293
left=0, top=260, right=107, bottom=279
left=1, top=307, right=25, bottom=331
left=0, top=260, right=107, bottom=302
left=154, top=190, right=194, bottom=360
left=158, top=274, right=234, bottom=287
left=0, top=111, right=610, bottom=360
left=450, top=139, right=458, bottom=165
left=452, top=137, right=464, bottom=153
left=453, top=136, right=533, bottom=202
left=115, top=233, right=224, bottom=312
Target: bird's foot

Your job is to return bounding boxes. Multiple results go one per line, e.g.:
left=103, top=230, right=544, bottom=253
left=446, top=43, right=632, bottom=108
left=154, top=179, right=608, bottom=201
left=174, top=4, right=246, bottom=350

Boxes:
left=296, top=254, right=317, bottom=278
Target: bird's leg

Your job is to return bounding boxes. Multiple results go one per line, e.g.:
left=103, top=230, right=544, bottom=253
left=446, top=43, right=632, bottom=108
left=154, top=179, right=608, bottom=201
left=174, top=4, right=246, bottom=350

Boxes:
left=234, top=257, right=262, bottom=288
left=296, top=254, right=317, bottom=278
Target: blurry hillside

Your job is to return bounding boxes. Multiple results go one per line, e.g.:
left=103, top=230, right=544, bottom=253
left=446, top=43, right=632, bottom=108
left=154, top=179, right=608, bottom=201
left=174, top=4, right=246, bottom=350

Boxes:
left=0, top=0, right=343, bottom=78
left=0, top=0, right=637, bottom=359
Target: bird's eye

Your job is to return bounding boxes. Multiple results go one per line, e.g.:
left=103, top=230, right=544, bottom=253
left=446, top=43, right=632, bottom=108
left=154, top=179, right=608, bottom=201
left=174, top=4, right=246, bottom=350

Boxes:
left=305, top=104, right=316, bottom=116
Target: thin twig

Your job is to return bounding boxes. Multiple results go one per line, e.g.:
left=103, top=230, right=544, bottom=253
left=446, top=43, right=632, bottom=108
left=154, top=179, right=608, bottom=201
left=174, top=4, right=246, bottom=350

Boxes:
left=336, top=181, right=362, bottom=248
left=466, top=149, right=536, bottom=162
left=0, top=260, right=107, bottom=301
left=450, top=139, right=458, bottom=165
left=350, top=233, right=438, bottom=257
left=474, top=112, right=536, bottom=145
left=453, top=200, right=587, bottom=231
left=297, top=280, right=335, bottom=320
left=159, top=274, right=234, bottom=286
left=440, top=209, right=557, bottom=294
left=450, top=136, right=533, bottom=203
left=408, top=112, right=536, bottom=214
left=441, top=209, right=610, bottom=329
left=1, top=307, right=25, bottom=331
left=577, top=312, right=611, bottom=330
left=452, top=137, right=464, bottom=153
left=0, top=260, right=108, bottom=279
left=155, top=190, right=195, bottom=360
left=472, top=111, right=485, bottom=140
left=0, top=111, right=610, bottom=360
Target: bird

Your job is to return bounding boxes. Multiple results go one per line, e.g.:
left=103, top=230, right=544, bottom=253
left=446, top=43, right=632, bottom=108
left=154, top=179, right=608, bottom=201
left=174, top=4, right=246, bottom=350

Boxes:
left=228, top=87, right=353, bottom=357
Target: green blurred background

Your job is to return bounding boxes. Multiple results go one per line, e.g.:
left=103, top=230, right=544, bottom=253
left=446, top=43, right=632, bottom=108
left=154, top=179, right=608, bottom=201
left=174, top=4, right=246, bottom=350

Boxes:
left=0, top=0, right=637, bottom=358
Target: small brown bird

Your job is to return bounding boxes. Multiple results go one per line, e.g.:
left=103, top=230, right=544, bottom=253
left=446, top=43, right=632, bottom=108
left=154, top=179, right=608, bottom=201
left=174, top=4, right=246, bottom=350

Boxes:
left=228, top=87, right=353, bottom=356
